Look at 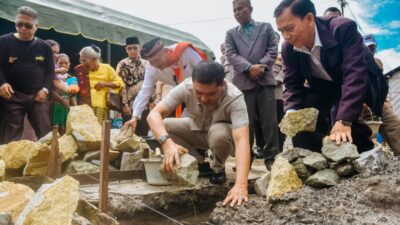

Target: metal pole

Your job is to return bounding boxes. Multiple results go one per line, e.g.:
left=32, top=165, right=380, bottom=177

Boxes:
left=107, top=42, right=111, bottom=64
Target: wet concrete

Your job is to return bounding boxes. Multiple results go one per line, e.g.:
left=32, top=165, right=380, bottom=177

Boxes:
left=79, top=157, right=267, bottom=224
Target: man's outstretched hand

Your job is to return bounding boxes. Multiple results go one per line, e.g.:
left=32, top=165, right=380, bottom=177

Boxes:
left=122, top=117, right=138, bottom=135
left=162, top=140, right=188, bottom=172
left=330, top=121, right=353, bottom=145
left=223, top=183, right=248, bottom=208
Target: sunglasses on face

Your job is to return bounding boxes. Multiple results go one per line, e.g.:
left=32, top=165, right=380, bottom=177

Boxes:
left=16, top=22, right=34, bottom=30
left=126, top=46, right=139, bottom=51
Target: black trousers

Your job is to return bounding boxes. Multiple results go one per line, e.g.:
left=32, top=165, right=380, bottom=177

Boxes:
left=122, top=109, right=150, bottom=137
left=2, top=91, right=51, bottom=143
left=243, top=85, right=280, bottom=160
left=292, top=79, right=374, bottom=153
left=254, top=99, right=285, bottom=151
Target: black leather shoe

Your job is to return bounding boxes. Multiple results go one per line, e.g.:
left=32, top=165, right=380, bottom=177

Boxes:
left=209, top=171, right=226, bottom=185
left=198, top=162, right=214, bottom=178
left=264, top=158, right=275, bottom=171
left=253, top=146, right=264, bottom=159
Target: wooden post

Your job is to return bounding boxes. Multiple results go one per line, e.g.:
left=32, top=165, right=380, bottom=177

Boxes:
left=99, top=120, right=110, bottom=212
left=47, top=126, right=61, bottom=179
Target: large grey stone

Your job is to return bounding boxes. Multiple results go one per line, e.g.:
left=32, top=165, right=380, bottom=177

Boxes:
left=352, top=147, right=386, bottom=175
left=0, top=212, right=12, bottom=225
left=254, top=172, right=271, bottom=197
left=279, top=108, right=319, bottom=137
left=83, top=150, right=120, bottom=163
left=3, top=140, right=40, bottom=169
left=276, top=148, right=313, bottom=163
left=335, top=162, right=356, bottom=177
left=292, top=158, right=313, bottom=180
left=160, top=153, right=199, bottom=186
left=65, top=161, right=99, bottom=175
left=322, top=138, right=360, bottom=163
left=23, top=144, right=50, bottom=176
left=0, top=182, right=35, bottom=222
left=305, top=169, right=340, bottom=188
left=72, top=212, right=92, bottom=225
left=0, top=160, right=5, bottom=181
left=36, top=132, right=59, bottom=146
left=303, top=152, right=328, bottom=170
left=15, top=176, right=80, bottom=225
left=120, top=151, right=144, bottom=171
left=276, top=149, right=300, bottom=163
left=58, top=134, right=79, bottom=162
left=114, top=127, right=150, bottom=152
left=267, top=157, right=302, bottom=201
left=66, top=105, right=102, bottom=152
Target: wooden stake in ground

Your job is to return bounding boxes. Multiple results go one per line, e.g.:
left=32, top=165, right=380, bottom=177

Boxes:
left=47, top=126, right=61, bottom=179
left=99, top=120, right=111, bottom=212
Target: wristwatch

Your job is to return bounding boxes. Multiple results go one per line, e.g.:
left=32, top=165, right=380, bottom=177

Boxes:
left=158, top=135, right=170, bottom=146
left=338, top=120, right=352, bottom=126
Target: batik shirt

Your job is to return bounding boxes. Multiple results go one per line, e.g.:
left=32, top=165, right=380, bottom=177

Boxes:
left=116, top=57, right=149, bottom=106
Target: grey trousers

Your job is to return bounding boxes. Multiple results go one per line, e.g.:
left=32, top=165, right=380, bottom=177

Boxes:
left=164, top=118, right=234, bottom=172
left=243, top=85, right=280, bottom=160
left=380, top=104, right=400, bottom=156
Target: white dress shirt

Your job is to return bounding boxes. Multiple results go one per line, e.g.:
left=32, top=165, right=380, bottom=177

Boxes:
left=294, top=24, right=332, bottom=82
left=132, top=44, right=203, bottom=119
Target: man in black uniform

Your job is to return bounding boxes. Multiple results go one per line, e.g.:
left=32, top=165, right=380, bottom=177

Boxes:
left=0, top=6, right=54, bottom=143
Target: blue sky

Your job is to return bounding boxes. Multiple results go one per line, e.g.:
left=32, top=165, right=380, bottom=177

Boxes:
left=89, top=0, right=400, bottom=73
left=347, top=0, right=400, bottom=72
left=367, top=0, right=400, bottom=51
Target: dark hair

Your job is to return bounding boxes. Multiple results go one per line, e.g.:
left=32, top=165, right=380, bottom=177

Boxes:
left=274, top=0, right=316, bottom=18
left=324, top=7, right=342, bottom=16
left=46, top=39, right=60, bottom=48
left=16, top=6, right=38, bottom=22
left=192, top=61, right=225, bottom=86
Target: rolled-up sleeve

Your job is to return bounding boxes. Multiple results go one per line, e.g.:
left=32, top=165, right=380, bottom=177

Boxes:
left=161, top=82, right=186, bottom=112
left=230, top=95, right=249, bottom=129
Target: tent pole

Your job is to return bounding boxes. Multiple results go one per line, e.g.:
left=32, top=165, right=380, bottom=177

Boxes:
left=107, top=42, right=111, bottom=64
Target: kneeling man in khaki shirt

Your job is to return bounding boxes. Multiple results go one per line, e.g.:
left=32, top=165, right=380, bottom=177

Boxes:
left=147, top=61, right=251, bottom=207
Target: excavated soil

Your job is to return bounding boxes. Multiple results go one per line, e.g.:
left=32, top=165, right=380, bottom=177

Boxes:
left=209, top=156, right=400, bottom=225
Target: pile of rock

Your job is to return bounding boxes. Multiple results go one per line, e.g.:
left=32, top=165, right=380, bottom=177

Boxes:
left=0, top=176, right=79, bottom=225
left=255, top=137, right=390, bottom=200
left=0, top=105, right=157, bottom=178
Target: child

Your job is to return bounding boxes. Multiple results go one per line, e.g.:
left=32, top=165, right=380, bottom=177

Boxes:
left=52, top=53, right=78, bottom=133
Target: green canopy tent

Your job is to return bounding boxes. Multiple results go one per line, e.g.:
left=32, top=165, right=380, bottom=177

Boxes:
left=0, top=0, right=215, bottom=68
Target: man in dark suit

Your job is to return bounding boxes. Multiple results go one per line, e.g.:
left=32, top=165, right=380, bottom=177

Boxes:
left=225, top=0, right=280, bottom=168
left=274, top=0, right=374, bottom=152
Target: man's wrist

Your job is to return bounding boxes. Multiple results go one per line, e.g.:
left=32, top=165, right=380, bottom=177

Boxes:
left=337, top=120, right=352, bottom=126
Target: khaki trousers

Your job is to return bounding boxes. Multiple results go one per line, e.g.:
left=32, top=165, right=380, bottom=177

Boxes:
left=164, top=118, right=234, bottom=172
left=380, top=104, right=400, bottom=156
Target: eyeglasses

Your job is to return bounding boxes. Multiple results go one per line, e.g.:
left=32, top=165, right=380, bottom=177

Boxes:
left=126, top=46, right=139, bottom=51
left=16, top=22, right=34, bottom=30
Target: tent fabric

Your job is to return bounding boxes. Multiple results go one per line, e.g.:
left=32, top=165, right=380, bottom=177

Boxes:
left=0, top=0, right=214, bottom=58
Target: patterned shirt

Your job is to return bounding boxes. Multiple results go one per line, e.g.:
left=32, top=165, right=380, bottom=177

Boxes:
left=116, top=57, right=149, bottom=106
